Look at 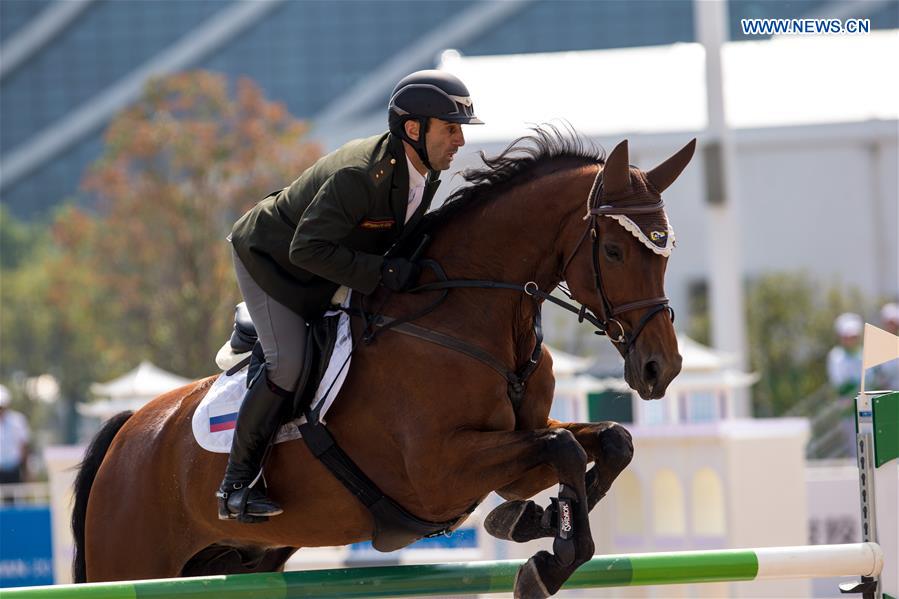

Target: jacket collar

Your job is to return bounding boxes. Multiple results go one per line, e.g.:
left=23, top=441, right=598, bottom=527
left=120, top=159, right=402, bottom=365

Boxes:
left=387, top=133, right=410, bottom=233
left=386, top=133, right=443, bottom=236
left=403, top=170, right=441, bottom=238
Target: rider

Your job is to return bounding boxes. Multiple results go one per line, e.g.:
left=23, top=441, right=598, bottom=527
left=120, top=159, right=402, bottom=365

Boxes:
left=217, top=70, right=484, bottom=521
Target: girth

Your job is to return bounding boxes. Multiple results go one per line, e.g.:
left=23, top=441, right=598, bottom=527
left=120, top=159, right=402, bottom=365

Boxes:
left=297, top=417, right=477, bottom=552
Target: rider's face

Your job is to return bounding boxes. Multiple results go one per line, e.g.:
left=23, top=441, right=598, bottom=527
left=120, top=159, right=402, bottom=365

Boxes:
left=424, top=119, right=465, bottom=171
left=406, top=119, right=465, bottom=173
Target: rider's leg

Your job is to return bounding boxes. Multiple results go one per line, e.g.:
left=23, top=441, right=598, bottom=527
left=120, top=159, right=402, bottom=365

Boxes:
left=217, top=369, right=292, bottom=521
left=217, top=247, right=306, bottom=521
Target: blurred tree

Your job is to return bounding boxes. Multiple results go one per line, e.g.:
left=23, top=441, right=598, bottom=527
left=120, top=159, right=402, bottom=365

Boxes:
left=1, top=72, right=320, bottom=441
left=688, top=271, right=869, bottom=417
left=0, top=205, right=104, bottom=442
left=74, top=71, right=320, bottom=378
left=686, top=279, right=711, bottom=346
left=745, top=272, right=868, bottom=417
left=0, top=205, right=43, bottom=269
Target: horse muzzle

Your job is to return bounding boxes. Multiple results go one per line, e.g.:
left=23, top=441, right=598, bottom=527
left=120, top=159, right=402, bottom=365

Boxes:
left=624, top=350, right=682, bottom=400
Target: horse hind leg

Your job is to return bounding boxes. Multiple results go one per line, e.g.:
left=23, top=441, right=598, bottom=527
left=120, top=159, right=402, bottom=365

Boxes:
left=181, top=544, right=297, bottom=577
left=71, top=411, right=134, bottom=582
left=485, top=421, right=633, bottom=545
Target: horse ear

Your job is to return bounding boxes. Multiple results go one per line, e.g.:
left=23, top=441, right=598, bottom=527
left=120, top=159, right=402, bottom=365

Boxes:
left=603, top=139, right=631, bottom=195
left=646, top=138, right=697, bottom=193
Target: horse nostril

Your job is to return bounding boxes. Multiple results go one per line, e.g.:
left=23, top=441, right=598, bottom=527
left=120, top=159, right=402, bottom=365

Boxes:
left=643, top=360, right=659, bottom=385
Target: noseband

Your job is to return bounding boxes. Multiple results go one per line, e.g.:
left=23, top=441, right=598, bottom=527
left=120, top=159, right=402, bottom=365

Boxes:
left=559, top=166, right=674, bottom=352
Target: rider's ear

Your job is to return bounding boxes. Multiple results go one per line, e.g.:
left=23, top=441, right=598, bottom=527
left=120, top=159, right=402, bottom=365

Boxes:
left=404, top=120, right=420, bottom=142
left=603, top=140, right=631, bottom=195
left=646, top=138, right=697, bottom=193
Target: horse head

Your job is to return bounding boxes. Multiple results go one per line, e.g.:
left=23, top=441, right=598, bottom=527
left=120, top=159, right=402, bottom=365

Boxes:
left=562, top=138, right=696, bottom=399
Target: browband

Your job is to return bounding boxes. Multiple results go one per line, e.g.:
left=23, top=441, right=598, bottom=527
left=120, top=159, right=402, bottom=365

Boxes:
left=591, top=200, right=665, bottom=216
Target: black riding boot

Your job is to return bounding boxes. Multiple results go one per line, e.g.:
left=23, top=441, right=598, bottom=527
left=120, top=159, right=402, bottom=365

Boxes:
left=216, top=370, right=291, bottom=523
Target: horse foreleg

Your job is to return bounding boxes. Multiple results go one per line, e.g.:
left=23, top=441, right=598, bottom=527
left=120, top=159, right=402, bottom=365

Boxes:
left=486, top=421, right=632, bottom=544
left=419, top=426, right=592, bottom=598
left=570, top=421, right=633, bottom=510
left=510, top=427, right=594, bottom=599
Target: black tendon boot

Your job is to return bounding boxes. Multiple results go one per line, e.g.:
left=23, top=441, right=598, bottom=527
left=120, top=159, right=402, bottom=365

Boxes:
left=216, top=370, right=291, bottom=522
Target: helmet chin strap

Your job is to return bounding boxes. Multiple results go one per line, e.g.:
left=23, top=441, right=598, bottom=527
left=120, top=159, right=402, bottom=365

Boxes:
left=405, top=117, right=433, bottom=172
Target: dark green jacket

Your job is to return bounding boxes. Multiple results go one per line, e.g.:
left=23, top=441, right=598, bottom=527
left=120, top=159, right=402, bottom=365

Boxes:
left=231, top=132, right=440, bottom=318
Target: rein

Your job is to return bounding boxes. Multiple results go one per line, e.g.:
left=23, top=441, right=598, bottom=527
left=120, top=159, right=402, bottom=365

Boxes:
left=350, top=164, right=675, bottom=414
left=406, top=165, right=674, bottom=351
left=350, top=258, right=544, bottom=413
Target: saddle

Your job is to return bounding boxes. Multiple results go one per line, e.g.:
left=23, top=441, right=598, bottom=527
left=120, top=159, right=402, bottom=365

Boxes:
left=217, top=302, right=340, bottom=422
left=219, top=301, right=470, bottom=551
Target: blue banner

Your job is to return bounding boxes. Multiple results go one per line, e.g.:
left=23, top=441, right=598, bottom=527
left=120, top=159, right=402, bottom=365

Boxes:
left=350, top=527, right=477, bottom=552
left=0, top=505, right=54, bottom=587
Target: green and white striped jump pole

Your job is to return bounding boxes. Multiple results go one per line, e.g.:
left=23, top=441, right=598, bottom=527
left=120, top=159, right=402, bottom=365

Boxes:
left=854, top=387, right=898, bottom=599
left=2, top=542, right=883, bottom=599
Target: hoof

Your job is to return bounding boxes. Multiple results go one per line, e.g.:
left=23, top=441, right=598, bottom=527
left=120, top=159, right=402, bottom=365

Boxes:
left=514, top=553, right=552, bottom=599
left=485, top=500, right=552, bottom=542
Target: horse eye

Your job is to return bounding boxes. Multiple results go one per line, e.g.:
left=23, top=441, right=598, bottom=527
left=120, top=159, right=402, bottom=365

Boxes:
left=604, top=243, right=623, bottom=262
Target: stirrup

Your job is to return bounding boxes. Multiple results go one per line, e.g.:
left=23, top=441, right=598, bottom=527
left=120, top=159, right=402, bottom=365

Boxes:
left=216, top=485, right=281, bottom=523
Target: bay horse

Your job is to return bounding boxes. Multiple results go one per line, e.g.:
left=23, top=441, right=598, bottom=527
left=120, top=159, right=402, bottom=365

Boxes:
left=72, top=128, right=695, bottom=598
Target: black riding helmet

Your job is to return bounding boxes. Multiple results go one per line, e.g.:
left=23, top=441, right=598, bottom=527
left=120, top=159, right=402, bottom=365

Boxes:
left=388, top=70, right=484, bottom=171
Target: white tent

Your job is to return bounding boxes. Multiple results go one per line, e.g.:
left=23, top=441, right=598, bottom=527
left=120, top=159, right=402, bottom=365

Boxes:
left=543, top=344, right=593, bottom=376
left=550, top=334, right=757, bottom=393
left=671, top=334, right=759, bottom=392
left=439, top=30, right=899, bottom=142
left=79, top=361, right=192, bottom=419
left=551, top=333, right=758, bottom=422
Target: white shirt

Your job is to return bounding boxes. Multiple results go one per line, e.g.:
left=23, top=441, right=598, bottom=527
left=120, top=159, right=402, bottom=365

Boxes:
left=405, top=155, right=426, bottom=224
left=827, top=345, right=862, bottom=394
left=0, top=409, right=29, bottom=470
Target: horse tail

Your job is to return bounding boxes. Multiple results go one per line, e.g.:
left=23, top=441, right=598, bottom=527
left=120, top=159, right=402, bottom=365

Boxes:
left=71, top=410, right=133, bottom=583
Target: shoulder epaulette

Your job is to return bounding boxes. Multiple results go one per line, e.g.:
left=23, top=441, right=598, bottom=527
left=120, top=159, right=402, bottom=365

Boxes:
left=369, top=156, right=397, bottom=187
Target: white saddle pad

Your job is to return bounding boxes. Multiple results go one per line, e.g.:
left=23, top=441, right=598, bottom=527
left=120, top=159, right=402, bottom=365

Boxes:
left=192, top=298, right=354, bottom=453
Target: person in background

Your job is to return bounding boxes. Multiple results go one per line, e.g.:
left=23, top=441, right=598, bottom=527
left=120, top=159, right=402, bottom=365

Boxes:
left=825, top=312, right=865, bottom=458
left=0, top=384, right=30, bottom=485
left=872, top=302, right=899, bottom=391
left=826, top=312, right=863, bottom=397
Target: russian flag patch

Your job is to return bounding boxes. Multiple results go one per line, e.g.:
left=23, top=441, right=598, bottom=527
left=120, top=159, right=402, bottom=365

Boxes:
left=209, top=411, right=238, bottom=433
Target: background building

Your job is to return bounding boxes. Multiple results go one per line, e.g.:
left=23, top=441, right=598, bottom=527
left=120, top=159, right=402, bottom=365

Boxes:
left=2, top=0, right=897, bottom=217
left=3, top=0, right=897, bottom=370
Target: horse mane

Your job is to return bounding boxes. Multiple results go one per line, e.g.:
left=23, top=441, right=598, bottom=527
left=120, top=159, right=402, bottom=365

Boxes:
left=414, top=124, right=604, bottom=239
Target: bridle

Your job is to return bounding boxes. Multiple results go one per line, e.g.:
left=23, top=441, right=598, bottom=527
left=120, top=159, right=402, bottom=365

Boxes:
left=365, top=163, right=674, bottom=354
left=349, top=163, right=676, bottom=412
left=557, top=165, right=675, bottom=352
